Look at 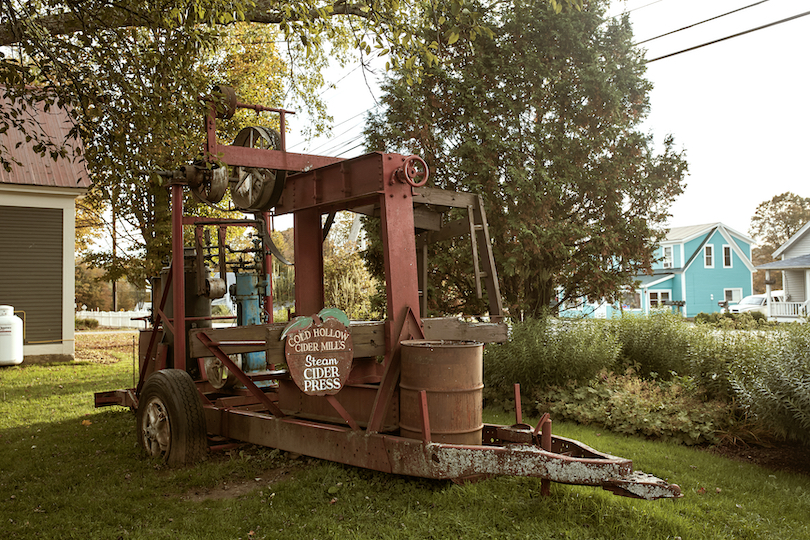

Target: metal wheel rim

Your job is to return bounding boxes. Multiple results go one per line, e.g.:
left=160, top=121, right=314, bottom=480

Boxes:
left=191, top=167, right=228, bottom=204
left=230, top=126, right=285, bottom=212
left=141, top=396, right=171, bottom=459
left=204, top=356, right=240, bottom=389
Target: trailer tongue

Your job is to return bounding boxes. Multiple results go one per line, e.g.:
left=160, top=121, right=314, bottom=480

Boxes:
left=95, top=87, right=681, bottom=501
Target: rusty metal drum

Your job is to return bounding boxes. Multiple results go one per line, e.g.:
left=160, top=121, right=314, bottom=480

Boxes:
left=399, top=340, right=484, bottom=445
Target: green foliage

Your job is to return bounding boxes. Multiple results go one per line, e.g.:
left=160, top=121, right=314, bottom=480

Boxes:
left=365, top=0, right=688, bottom=319
left=682, top=328, right=771, bottom=401
left=323, top=248, right=380, bottom=320
left=74, top=317, right=100, bottom=330
left=730, top=323, right=810, bottom=444
left=4, top=352, right=810, bottom=539
left=607, top=311, right=691, bottom=379
left=538, top=370, right=731, bottom=445
left=694, top=310, right=775, bottom=330
left=322, top=212, right=380, bottom=321
left=483, top=317, right=619, bottom=407
left=749, top=192, right=810, bottom=248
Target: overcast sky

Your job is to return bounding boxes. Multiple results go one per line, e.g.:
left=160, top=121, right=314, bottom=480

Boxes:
left=285, top=0, right=810, bottom=241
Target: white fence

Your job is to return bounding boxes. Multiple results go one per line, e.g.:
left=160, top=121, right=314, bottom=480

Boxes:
left=769, top=301, right=808, bottom=319
left=76, top=309, right=150, bottom=329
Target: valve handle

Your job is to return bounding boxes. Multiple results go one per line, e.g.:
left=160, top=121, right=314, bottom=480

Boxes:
left=397, top=155, right=429, bottom=187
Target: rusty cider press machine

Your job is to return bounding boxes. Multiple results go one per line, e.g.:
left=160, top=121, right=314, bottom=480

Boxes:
left=95, top=87, right=682, bottom=500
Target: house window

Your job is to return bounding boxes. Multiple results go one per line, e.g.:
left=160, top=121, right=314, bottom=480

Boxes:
left=724, top=288, right=742, bottom=303
left=704, top=245, right=714, bottom=268
left=621, top=291, right=641, bottom=309
left=662, top=246, right=673, bottom=269
left=649, top=290, right=671, bottom=308
left=723, top=245, right=732, bottom=268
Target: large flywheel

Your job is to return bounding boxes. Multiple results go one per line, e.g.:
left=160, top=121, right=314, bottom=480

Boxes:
left=230, top=126, right=287, bottom=212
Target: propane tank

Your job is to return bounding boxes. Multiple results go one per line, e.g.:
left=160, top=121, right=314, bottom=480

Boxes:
left=0, top=305, right=23, bottom=365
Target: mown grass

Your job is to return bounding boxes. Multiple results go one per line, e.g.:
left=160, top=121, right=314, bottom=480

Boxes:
left=1, top=332, right=809, bottom=539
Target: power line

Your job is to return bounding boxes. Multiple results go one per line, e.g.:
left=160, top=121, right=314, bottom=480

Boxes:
left=286, top=104, right=378, bottom=151
left=636, top=0, right=770, bottom=45
left=611, top=0, right=669, bottom=18
left=646, top=9, right=810, bottom=63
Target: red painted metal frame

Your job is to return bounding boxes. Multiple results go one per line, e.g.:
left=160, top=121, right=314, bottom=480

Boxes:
left=94, top=95, right=683, bottom=500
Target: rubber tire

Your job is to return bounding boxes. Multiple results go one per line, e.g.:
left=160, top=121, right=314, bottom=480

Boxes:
left=136, top=369, right=208, bottom=466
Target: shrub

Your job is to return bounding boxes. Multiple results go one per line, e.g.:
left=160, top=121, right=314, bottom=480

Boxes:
left=730, top=323, right=810, bottom=444
left=684, top=327, right=774, bottom=400
left=75, top=317, right=99, bottom=330
left=608, top=311, right=690, bottom=379
left=537, top=369, right=733, bottom=445
left=694, top=311, right=776, bottom=330
left=483, top=317, right=619, bottom=408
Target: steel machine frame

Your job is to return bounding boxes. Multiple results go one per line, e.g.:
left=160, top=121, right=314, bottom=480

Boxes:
left=95, top=87, right=681, bottom=500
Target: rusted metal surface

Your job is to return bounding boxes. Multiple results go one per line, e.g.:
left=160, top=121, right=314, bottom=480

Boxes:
left=399, top=340, right=484, bottom=445
left=93, top=87, right=683, bottom=503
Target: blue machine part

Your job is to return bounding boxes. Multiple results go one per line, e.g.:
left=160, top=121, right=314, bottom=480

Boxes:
left=232, top=272, right=270, bottom=376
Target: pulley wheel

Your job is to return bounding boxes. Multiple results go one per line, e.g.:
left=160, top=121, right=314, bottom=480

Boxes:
left=190, top=165, right=228, bottom=205
left=204, top=355, right=241, bottom=390
left=230, top=126, right=287, bottom=212
left=212, top=85, right=238, bottom=119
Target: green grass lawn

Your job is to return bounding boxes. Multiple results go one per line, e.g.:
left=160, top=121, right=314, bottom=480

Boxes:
left=1, top=338, right=809, bottom=539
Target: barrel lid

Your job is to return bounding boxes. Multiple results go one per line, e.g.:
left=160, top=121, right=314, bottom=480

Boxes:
left=0, top=305, right=13, bottom=316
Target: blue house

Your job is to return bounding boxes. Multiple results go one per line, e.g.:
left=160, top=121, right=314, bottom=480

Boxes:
left=629, top=223, right=755, bottom=317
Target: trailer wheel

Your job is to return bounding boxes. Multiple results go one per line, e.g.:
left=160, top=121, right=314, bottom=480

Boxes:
left=137, top=369, right=208, bottom=466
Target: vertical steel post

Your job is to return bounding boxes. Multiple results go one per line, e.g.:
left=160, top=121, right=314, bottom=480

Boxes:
left=380, top=161, right=422, bottom=351
left=294, top=207, right=325, bottom=316
left=171, top=182, right=186, bottom=371
left=263, top=211, right=274, bottom=323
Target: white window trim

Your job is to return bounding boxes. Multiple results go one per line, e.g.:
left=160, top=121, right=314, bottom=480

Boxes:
left=662, top=245, right=673, bottom=269
left=724, top=288, right=742, bottom=303
left=723, top=244, right=732, bottom=268
left=704, top=245, right=714, bottom=268
left=648, top=289, right=672, bottom=308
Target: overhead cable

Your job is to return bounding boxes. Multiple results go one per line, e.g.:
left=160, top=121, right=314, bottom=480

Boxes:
left=646, top=9, right=810, bottom=63
left=636, top=0, right=770, bottom=45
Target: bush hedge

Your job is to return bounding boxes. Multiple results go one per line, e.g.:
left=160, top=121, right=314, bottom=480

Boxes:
left=482, top=318, right=619, bottom=409
left=483, top=314, right=810, bottom=446
left=74, top=317, right=100, bottom=330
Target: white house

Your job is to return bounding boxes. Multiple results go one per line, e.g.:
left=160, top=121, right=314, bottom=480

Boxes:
left=756, top=221, right=810, bottom=321
left=0, top=91, right=91, bottom=362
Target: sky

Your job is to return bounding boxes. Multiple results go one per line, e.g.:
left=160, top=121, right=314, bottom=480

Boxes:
left=283, top=0, right=810, bottom=242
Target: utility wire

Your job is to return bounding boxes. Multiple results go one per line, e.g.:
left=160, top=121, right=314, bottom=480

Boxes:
left=636, top=0, right=770, bottom=45
left=646, top=9, right=810, bottom=63
left=286, top=104, right=378, bottom=151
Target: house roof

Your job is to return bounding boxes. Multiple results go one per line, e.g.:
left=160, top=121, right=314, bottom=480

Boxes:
left=676, top=223, right=757, bottom=273
left=665, top=222, right=754, bottom=244
left=756, top=254, right=810, bottom=270
left=772, top=221, right=810, bottom=258
left=634, top=273, right=674, bottom=288
left=0, top=92, right=91, bottom=190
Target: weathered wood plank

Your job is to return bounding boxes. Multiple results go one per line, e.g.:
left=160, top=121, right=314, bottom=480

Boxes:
left=188, top=317, right=506, bottom=359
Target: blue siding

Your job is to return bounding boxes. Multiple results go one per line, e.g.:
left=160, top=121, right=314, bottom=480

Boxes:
left=682, top=230, right=752, bottom=316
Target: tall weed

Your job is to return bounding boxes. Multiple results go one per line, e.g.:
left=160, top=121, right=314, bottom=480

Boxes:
left=685, top=328, right=773, bottom=400
left=608, top=311, right=691, bottom=378
left=483, top=318, right=619, bottom=407
left=730, top=323, right=810, bottom=444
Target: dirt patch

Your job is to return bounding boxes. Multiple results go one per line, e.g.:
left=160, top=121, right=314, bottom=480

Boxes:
left=182, top=467, right=297, bottom=502
left=706, top=442, right=810, bottom=478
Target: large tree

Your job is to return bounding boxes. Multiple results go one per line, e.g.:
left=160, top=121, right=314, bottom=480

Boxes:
left=1, top=0, right=570, bottom=285
left=365, top=0, right=687, bottom=318
left=749, top=192, right=810, bottom=293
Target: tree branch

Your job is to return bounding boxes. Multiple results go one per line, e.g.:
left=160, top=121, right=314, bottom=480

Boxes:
left=0, top=1, right=374, bottom=46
